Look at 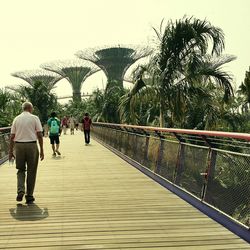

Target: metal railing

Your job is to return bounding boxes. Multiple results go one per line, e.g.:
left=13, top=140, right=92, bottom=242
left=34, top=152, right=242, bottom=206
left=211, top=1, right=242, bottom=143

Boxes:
left=92, top=122, right=250, bottom=228
left=0, top=127, right=11, bottom=165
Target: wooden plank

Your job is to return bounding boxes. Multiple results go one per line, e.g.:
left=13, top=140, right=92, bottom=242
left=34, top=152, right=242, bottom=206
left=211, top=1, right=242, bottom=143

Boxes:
left=0, top=131, right=249, bottom=249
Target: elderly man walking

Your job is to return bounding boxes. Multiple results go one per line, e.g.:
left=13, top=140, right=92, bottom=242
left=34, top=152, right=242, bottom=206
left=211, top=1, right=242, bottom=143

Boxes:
left=8, top=102, right=44, bottom=204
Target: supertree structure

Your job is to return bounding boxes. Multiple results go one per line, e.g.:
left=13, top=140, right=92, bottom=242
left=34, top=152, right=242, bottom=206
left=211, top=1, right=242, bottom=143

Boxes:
left=75, top=45, right=152, bottom=90
left=41, top=59, right=100, bottom=102
left=11, top=69, right=62, bottom=91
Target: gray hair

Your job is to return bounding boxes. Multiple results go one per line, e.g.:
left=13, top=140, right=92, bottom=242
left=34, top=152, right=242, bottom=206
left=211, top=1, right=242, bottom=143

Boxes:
left=22, top=101, right=33, bottom=111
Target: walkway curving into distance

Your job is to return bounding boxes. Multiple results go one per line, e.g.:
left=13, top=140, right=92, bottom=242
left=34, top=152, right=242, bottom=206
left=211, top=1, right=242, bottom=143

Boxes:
left=0, top=131, right=249, bottom=249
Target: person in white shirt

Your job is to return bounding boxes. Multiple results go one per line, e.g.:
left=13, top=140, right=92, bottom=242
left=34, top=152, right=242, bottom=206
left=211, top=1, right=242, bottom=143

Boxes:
left=8, top=102, right=44, bottom=204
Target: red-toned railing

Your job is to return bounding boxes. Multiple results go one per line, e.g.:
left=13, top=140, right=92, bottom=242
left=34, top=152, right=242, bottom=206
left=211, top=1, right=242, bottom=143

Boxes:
left=95, top=122, right=250, bottom=141
left=92, top=122, right=250, bottom=229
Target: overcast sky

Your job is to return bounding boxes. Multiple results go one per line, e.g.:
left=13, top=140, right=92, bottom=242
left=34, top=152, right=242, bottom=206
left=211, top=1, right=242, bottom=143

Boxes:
left=0, top=0, right=249, bottom=100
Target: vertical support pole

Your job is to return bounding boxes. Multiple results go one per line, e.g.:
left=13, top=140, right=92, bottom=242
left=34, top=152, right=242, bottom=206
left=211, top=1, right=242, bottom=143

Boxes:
left=209, top=150, right=217, bottom=179
left=201, top=148, right=217, bottom=201
left=200, top=135, right=217, bottom=201
left=172, top=133, right=185, bottom=185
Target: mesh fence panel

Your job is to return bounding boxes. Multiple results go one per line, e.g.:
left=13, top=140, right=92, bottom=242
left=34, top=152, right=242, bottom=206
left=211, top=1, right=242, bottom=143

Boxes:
left=177, top=144, right=209, bottom=198
left=92, top=124, right=250, bottom=228
left=157, top=140, right=179, bottom=183
left=119, top=131, right=127, bottom=155
left=145, top=136, right=160, bottom=171
left=109, top=129, right=116, bottom=147
left=133, top=134, right=148, bottom=165
left=205, top=151, right=250, bottom=227
left=112, top=129, right=119, bottom=149
left=126, top=132, right=135, bottom=158
left=0, top=131, right=10, bottom=164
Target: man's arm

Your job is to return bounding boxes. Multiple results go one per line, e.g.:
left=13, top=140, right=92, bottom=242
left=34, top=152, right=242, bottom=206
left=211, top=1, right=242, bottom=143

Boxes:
left=8, top=134, right=15, bottom=161
left=35, top=116, right=44, bottom=160
left=37, top=132, right=44, bottom=161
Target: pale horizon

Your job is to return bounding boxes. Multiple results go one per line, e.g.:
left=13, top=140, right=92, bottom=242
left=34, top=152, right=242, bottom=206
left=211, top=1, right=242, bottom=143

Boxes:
left=0, top=0, right=249, bottom=100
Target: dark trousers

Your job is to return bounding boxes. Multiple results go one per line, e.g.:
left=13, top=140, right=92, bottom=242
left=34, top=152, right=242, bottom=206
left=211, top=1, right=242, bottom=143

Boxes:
left=84, top=130, right=90, bottom=144
left=15, top=143, right=39, bottom=197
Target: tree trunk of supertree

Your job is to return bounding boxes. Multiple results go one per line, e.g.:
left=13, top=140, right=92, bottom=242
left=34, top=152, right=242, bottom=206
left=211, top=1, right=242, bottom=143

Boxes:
left=73, top=92, right=81, bottom=102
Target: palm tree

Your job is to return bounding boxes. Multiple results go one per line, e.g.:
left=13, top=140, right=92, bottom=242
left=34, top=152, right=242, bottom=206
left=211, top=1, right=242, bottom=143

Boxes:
left=237, top=68, right=250, bottom=113
left=89, top=89, right=105, bottom=121
left=99, top=81, right=125, bottom=123
left=0, top=89, right=22, bottom=127
left=119, top=17, right=235, bottom=127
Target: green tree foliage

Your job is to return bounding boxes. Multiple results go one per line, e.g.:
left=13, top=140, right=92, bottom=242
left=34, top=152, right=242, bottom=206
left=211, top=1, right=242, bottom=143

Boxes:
left=238, top=68, right=250, bottom=113
left=82, top=82, right=126, bottom=123
left=119, top=17, right=235, bottom=128
left=0, top=89, right=22, bottom=127
left=16, top=81, right=58, bottom=124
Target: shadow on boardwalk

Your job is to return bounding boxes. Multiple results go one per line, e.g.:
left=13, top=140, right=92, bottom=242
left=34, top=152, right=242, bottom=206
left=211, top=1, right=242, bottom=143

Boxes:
left=9, top=204, right=49, bottom=221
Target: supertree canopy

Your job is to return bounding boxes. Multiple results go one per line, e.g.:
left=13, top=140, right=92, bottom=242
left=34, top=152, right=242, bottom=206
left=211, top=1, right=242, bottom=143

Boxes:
left=75, top=45, right=152, bottom=89
left=41, top=59, right=99, bottom=102
left=11, top=69, right=62, bottom=91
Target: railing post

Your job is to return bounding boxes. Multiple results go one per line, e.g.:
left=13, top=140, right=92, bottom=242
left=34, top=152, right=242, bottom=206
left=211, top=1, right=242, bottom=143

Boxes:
left=209, top=149, right=217, bottom=179
left=200, top=136, right=217, bottom=201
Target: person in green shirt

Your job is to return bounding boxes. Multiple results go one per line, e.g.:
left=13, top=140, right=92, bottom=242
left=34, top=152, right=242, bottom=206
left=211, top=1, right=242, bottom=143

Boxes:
left=47, top=112, right=61, bottom=156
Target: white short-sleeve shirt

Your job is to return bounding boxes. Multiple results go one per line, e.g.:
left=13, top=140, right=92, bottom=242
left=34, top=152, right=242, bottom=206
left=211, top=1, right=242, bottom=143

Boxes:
left=11, top=111, right=43, bottom=142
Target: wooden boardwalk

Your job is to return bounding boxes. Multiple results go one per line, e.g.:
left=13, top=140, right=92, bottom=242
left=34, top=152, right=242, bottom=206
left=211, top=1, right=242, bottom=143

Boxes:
left=0, top=131, right=249, bottom=249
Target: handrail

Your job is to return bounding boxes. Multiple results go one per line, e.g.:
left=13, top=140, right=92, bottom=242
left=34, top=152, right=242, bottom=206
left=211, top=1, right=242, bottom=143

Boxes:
left=93, top=122, right=250, bottom=141
left=0, top=126, right=11, bottom=132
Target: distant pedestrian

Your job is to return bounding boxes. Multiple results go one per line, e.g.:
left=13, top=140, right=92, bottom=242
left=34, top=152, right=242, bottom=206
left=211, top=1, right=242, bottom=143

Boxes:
left=47, top=112, right=61, bottom=156
left=75, top=118, right=79, bottom=131
left=69, top=115, right=75, bottom=135
left=61, top=116, right=67, bottom=135
left=81, top=113, right=92, bottom=145
left=8, top=102, right=44, bottom=204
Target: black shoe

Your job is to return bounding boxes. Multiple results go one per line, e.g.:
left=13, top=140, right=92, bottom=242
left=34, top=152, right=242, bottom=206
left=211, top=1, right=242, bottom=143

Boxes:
left=56, top=150, right=61, bottom=155
left=16, top=192, right=24, bottom=202
left=25, top=196, right=35, bottom=204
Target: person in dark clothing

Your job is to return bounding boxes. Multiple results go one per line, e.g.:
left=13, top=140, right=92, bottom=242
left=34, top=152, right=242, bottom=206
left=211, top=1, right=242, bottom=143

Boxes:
left=81, top=113, right=92, bottom=145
